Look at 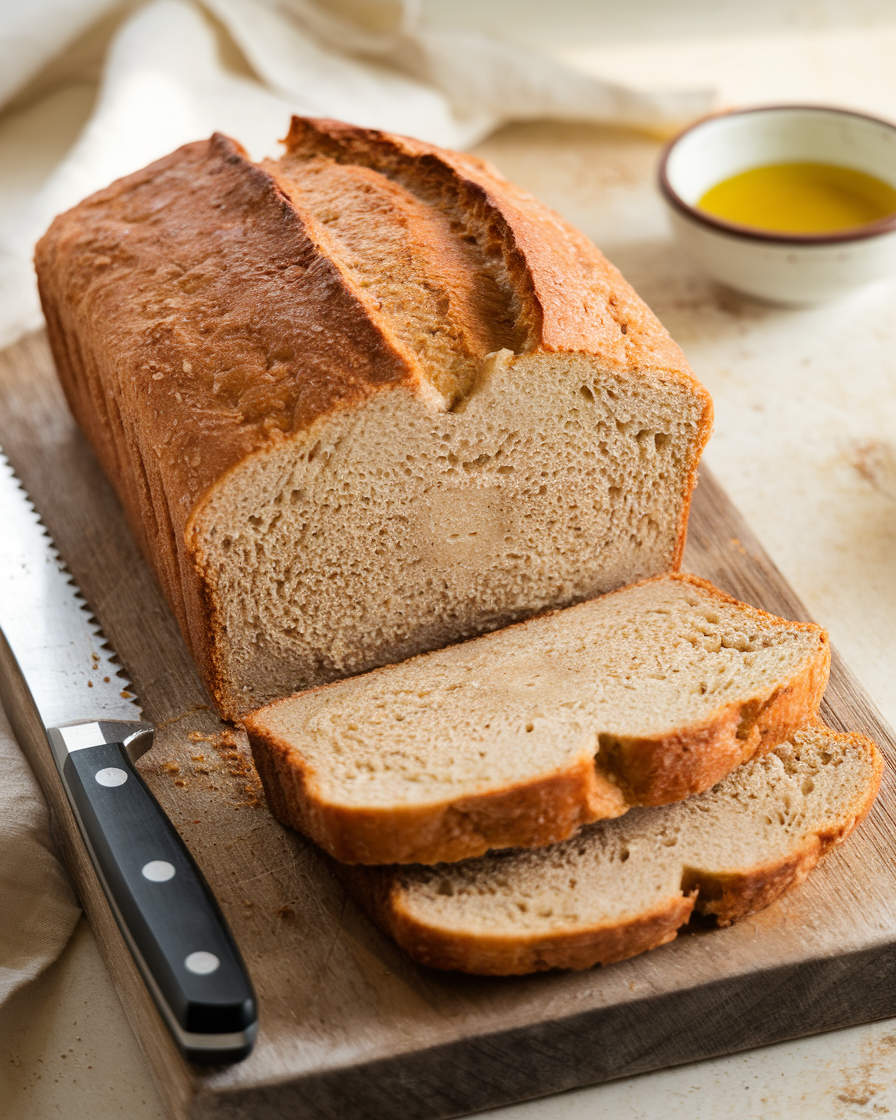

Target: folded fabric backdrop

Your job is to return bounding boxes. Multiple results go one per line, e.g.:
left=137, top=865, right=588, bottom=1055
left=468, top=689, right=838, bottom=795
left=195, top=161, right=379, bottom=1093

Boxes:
left=0, top=0, right=713, bottom=352
left=0, top=0, right=712, bottom=1006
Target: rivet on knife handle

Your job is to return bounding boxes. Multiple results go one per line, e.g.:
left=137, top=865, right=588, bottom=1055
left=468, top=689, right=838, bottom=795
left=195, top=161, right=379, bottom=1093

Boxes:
left=47, top=720, right=258, bottom=1063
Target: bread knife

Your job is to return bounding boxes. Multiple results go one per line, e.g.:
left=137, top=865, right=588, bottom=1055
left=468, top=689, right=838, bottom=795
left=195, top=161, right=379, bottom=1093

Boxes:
left=0, top=452, right=257, bottom=1063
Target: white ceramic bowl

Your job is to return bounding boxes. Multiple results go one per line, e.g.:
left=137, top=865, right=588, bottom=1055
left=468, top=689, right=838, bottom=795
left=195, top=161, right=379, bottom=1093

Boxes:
left=659, top=105, right=896, bottom=305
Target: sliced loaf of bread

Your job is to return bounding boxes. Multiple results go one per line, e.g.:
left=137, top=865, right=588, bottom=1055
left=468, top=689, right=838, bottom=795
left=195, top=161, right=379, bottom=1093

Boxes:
left=36, top=119, right=711, bottom=720
left=340, top=723, right=882, bottom=974
left=244, top=574, right=830, bottom=865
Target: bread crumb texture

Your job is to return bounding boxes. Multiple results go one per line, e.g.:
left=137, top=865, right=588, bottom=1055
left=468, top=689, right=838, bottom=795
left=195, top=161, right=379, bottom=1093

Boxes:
left=35, top=118, right=711, bottom=719
left=342, top=724, right=881, bottom=974
left=204, top=353, right=706, bottom=715
left=245, top=574, right=829, bottom=864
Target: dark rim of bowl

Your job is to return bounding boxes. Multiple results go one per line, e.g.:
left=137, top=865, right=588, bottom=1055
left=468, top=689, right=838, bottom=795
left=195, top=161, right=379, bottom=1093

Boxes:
left=658, top=104, right=896, bottom=245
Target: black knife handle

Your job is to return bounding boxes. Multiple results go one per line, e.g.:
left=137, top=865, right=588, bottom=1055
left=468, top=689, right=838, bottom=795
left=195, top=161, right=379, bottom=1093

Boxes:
left=58, top=736, right=257, bottom=1063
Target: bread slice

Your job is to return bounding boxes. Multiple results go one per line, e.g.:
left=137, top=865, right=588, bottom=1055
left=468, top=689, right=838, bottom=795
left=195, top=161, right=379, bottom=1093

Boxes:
left=339, top=724, right=882, bottom=974
left=244, top=574, right=830, bottom=865
left=35, top=117, right=711, bottom=720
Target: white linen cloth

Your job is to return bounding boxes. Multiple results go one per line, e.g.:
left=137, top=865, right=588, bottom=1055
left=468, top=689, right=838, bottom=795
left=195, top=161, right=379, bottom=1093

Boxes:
left=0, top=0, right=712, bottom=1005
left=0, top=0, right=713, bottom=352
left=0, top=701, right=80, bottom=1003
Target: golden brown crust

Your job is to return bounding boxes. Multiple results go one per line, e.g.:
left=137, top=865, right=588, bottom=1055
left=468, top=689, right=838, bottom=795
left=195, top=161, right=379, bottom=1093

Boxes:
left=245, top=573, right=830, bottom=865
left=339, top=728, right=883, bottom=975
left=282, top=119, right=710, bottom=374
left=37, top=119, right=711, bottom=717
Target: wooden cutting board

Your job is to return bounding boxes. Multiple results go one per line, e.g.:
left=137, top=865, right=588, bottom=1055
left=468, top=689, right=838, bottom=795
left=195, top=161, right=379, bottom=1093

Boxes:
left=3, top=330, right=896, bottom=1120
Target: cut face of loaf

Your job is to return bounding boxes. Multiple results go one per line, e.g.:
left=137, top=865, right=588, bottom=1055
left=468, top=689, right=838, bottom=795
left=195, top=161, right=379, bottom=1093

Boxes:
left=244, top=574, right=830, bottom=865
left=197, top=350, right=704, bottom=716
left=341, top=724, right=882, bottom=975
left=35, top=117, right=711, bottom=720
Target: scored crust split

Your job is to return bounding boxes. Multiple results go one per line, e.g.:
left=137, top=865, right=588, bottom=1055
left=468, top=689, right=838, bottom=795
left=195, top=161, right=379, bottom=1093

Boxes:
left=244, top=574, right=831, bottom=865
left=338, top=724, right=883, bottom=975
left=35, top=117, right=711, bottom=721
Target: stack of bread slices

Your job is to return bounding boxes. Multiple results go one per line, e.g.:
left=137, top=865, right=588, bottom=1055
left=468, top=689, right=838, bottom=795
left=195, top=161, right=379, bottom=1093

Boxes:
left=244, top=575, right=881, bottom=974
left=36, top=117, right=882, bottom=975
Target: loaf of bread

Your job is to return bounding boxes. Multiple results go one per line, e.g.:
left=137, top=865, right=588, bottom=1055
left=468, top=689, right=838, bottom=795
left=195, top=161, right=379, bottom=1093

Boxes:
left=35, top=117, right=712, bottom=720
left=244, top=574, right=830, bottom=864
left=340, top=723, right=882, bottom=974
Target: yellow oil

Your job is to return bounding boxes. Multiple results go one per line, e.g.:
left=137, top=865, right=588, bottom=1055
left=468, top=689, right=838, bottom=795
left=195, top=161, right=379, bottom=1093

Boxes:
left=696, top=162, right=896, bottom=234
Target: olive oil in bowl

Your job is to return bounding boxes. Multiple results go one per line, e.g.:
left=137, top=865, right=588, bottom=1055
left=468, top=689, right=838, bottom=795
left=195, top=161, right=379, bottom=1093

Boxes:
left=660, top=106, right=896, bottom=303
left=697, top=162, right=896, bottom=235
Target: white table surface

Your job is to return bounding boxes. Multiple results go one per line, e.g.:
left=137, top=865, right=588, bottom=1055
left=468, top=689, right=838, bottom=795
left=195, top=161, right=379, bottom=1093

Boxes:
left=3, top=2, right=896, bottom=1117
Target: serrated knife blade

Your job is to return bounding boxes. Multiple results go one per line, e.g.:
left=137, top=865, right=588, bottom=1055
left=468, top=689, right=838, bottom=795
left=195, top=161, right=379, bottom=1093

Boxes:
left=0, top=454, right=140, bottom=729
left=0, top=451, right=257, bottom=1063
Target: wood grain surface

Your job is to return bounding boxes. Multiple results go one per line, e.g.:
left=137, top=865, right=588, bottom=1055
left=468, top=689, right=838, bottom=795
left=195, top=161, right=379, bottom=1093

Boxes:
left=3, top=331, right=896, bottom=1120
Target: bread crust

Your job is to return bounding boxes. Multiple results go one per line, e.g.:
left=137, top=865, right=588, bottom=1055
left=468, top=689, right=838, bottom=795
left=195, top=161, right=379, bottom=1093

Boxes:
left=244, top=574, right=830, bottom=865
left=36, top=120, right=712, bottom=719
left=338, top=728, right=882, bottom=974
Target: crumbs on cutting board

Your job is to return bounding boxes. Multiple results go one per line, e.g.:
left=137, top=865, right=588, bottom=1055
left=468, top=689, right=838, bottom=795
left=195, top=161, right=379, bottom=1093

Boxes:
left=173, top=728, right=264, bottom=809
left=160, top=759, right=189, bottom=788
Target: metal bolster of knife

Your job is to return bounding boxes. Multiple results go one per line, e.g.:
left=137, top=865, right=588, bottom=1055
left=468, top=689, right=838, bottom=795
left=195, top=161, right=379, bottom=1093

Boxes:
left=47, top=719, right=155, bottom=767
left=47, top=719, right=258, bottom=1063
